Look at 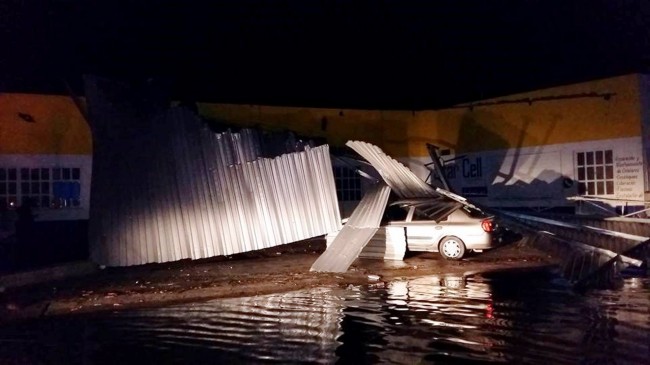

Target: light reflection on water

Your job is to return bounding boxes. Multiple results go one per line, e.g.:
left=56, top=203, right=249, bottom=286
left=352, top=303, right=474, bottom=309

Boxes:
left=0, top=269, right=649, bottom=364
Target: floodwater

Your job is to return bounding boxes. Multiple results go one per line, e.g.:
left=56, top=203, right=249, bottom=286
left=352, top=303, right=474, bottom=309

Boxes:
left=1, top=269, right=649, bottom=364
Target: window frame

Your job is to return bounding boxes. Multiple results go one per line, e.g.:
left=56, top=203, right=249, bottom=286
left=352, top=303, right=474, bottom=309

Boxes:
left=575, top=150, right=614, bottom=196
left=334, top=166, right=362, bottom=202
left=0, top=166, right=82, bottom=209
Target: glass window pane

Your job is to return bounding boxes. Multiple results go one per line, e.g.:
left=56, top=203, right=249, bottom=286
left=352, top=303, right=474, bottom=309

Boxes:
left=72, top=168, right=80, bottom=180
left=587, top=167, right=594, bottom=180
left=41, top=196, right=50, bottom=208
left=587, top=182, right=595, bottom=195
left=20, top=168, right=29, bottom=181
left=41, top=168, right=49, bottom=180
left=577, top=152, right=585, bottom=166
left=595, top=151, right=603, bottom=164
left=21, top=182, right=30, bottom=194
left=8, top=169, right=16, bottom=181
left=31, top=182, right=40, bottom=194
left=62, top=168, right=71, bottom=180
left=605, top=150, right=613, bottom=164
left=8, top=182, right=16, bottom=194
left=605, top=166, right=613, bottom=179
left=596, top=181, right=604, bottom=195
left=578, top=182, right=586, bottom=195
left=53, top=168, right=61, bottom=180
left=41, top=182, right=49, bottom=194
left=596, top=166, right=604, bottom=179
left=0, top=169, right=5, bottom=181
left=8, top=196, right=17, bottom=207
left=24, top=196, right=39, bottom=208
left=30, top=168, right=39, bottom=180
left=0, top=183, right=5, bottom=194
left=586, top=152, right=594, bottom=165
left=606, top=181, right=614, bottom=195
left=578, top=167, right=585, bottom=181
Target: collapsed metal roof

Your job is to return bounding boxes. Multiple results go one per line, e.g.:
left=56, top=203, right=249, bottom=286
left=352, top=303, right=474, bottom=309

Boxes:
left=85, top=76, right=341, bottom=266
left=312, top=141, right=472, bottom=272
left=315, top=140, right=648, bottom=286
left=310, top=183, right=391, bottom=272
left=500, top=211, right=647, bottom=287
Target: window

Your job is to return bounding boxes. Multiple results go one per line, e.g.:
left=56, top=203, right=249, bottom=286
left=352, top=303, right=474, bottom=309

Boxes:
left=0, top=167, right=81, bottom=209
left=334, top=166, right=362, bottom=201
left=576, top=150, right=614, bottom=195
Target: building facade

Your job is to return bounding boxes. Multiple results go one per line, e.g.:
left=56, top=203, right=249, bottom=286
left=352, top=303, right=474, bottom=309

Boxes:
left=0, top=93, right=92, bottom=221
left=1, top=73, right=647, bottom=224
left=199, top=73, right=650, bottom=215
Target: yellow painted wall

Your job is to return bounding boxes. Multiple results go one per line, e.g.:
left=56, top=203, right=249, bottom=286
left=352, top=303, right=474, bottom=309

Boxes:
left=196, top=103, right=411, bottom=157
left=407, top=74, right=643, bottom=157
left=2, top=74, right=640, bottom=161
left=198, top=74, right=643, bottom=160
left=0, top=94, right=91, bottom=155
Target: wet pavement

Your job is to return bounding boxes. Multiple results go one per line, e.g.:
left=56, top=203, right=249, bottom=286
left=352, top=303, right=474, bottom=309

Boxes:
left=0, top=268, right=648, bottom=364
left=0, top=240, right=555, bottom=323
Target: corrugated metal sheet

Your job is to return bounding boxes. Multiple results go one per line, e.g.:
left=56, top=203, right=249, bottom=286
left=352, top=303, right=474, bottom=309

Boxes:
left=359, top=227, right=407, bottom=260
left=502, top=212, right=647, bottom=258
left=501, top=212, right=644, bottom=286
left=325, top=226, right=407, bottom=261
left=523, top=231, right=629, bottom=287
left=346, top=140, right=480, bottom=216
left=346, top=141, right=435, bottom=198
left=85, top=77, right=341, bottom=266
left=310, top=183, right=391, bottom=272
left=559, top=216, right=650, bottom=239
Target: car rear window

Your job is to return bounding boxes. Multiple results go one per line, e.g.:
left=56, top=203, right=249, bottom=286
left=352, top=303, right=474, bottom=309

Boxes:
left=461, top=206, right=488, bottom=218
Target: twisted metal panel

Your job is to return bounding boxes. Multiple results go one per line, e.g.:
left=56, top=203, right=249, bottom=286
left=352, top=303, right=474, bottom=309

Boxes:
left=310, top=183, right=391, bottom=272
left=86, top=78, right=341, bottom=266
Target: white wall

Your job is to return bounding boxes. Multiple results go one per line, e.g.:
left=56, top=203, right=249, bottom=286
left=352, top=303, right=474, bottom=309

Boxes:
left=403, top=136, right=644, bottom=211
left=0, top=154, right=92, bottom=220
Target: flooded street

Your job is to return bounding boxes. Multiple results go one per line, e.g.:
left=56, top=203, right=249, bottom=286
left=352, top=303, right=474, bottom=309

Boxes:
left=1, top=268, right=648, bottom=364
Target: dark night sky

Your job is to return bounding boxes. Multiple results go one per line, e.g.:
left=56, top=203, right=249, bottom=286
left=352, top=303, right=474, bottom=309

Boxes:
left=1, top=0, right=649, bottom=109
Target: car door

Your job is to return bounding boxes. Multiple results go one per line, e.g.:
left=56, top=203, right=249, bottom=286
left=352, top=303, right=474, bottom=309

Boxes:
left=403, top=207, right=446, bottom=252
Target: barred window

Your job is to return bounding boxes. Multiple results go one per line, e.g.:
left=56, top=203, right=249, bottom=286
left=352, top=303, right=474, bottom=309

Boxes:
left=0, top=167, right=81, bottom=209
left=334, top=166, right=362, bottom=201
left=576, top=150, right=614, bottom=195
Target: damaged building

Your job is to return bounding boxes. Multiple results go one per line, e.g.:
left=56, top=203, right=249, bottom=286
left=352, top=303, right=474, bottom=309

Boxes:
left=1, top=73, right=649, bottom=272
left=199, top=73, right=650, bottom=217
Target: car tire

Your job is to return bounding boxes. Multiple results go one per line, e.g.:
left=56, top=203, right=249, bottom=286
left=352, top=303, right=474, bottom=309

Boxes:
left=438, top=236, right=466, bottom=260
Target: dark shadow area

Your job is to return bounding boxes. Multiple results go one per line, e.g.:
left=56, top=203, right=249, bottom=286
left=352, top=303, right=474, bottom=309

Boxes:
left=1, top=220, right=88, bottom=273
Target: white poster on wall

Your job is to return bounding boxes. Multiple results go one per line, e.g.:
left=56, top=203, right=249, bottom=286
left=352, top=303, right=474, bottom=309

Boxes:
left=614, top=152, right=644, bottom=200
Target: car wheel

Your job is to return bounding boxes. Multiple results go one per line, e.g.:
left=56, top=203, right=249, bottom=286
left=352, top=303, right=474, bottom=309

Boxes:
left=439, top=236, right=466, bottom=260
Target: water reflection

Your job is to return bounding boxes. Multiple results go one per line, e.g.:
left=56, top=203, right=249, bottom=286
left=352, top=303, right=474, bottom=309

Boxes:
left=0, top=270, right=648, bottom=364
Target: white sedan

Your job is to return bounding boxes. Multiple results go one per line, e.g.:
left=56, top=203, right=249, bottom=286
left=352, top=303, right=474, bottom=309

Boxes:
left=385, top=203, right=501, bottom=260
